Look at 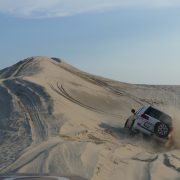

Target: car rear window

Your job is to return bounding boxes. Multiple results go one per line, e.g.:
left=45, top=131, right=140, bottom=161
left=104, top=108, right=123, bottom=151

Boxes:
left=145, top=107, right=172, bottom=125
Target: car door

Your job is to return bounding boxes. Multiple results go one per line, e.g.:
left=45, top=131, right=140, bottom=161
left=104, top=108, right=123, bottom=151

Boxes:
left=133, top=115, right=153, bottom=135
left=138, top=107, right=160, bottom=134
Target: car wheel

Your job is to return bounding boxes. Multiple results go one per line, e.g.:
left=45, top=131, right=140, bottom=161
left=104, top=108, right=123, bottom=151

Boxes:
left=124, top=115, right=135, bottom=128
left=154, top=122, right=169, bottom=138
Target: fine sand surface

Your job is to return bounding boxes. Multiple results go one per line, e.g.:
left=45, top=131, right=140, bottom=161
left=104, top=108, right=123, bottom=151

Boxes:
left=0, top=56, right=180, bottom=180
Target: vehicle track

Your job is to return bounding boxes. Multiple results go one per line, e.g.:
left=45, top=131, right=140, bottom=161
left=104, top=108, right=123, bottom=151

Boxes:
left=88, top=77, right=144, bottom=106
left=10, top=57, right=33, bottom=77
left=49, top=82, right=122, bottom=118
left=3, top=79, right=48, bottom=142
left=0, top=58, right=33, bottom=79
left=19, top=91, right=48, bottom=141
left=59, top=128, right=117, bottom=145
left=52, top=62, right=144, bottom=106
left=16, top=79, right=54, bottom=115
left=0, top=83, right=33, bottom=171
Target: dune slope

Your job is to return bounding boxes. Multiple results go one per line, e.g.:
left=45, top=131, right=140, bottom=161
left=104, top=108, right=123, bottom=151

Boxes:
left=0, top=56, right=180, bottom=180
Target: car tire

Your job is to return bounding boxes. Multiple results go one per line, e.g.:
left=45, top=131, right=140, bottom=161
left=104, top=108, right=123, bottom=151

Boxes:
left=154, top=122, right=169, bottom=138
left=124, top=119, right=135, bottom=130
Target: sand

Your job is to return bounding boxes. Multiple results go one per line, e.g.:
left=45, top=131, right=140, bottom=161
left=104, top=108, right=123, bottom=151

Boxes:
left=0, top=56, right=180, bottom=180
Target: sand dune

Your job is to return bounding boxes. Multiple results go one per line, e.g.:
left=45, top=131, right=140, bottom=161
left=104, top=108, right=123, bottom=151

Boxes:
left=0, top=56, right=180, bottom=180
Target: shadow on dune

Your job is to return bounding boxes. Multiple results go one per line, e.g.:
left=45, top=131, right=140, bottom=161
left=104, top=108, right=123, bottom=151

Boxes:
left=99, top=123, right=170, bottom=152
left=99, top=123, right=129, bottom=139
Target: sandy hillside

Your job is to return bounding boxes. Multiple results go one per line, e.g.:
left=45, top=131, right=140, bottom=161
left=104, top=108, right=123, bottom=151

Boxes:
left=0, top=56, right=180, bottom=180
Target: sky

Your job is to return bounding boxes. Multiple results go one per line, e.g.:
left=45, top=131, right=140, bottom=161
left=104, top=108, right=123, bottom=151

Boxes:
left=0, top=0, right=180, bottom=85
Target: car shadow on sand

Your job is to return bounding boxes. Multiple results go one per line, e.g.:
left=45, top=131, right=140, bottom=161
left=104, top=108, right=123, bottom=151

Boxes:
left=99, top=123, right=169, bottom=152
left=99, top=123, right=131, bottom=139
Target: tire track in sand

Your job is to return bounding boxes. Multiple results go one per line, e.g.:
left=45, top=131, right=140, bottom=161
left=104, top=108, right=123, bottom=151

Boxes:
left=0, top=58, right=33, bottom=79
left=3, top=79, right=48, bottom=142
left=49, top=82, right=122, bottom=118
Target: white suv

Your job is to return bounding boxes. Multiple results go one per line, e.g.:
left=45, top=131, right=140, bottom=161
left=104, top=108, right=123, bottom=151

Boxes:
left=124, top=105, right=173, bottom=139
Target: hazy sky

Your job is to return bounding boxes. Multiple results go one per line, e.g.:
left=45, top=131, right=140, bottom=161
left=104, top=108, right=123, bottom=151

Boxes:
left=0, top=0, right=180, bottom=85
